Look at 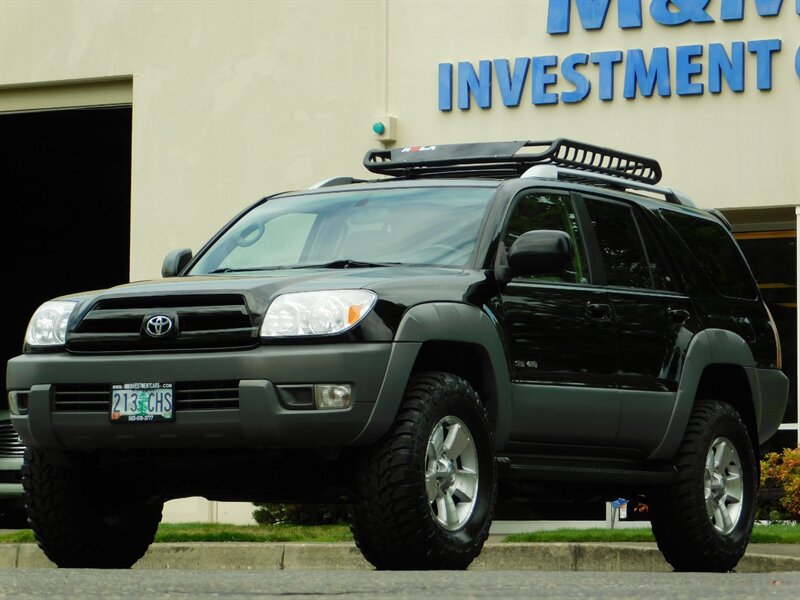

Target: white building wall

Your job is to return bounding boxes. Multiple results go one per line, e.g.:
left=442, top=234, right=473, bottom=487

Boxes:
left=162, top=497, right=256, bottom=526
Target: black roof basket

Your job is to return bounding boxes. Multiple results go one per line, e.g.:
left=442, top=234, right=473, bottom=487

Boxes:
left=364, top=138, right=662, bottom=185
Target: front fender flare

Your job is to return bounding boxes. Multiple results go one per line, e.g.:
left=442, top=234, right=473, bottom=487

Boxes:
left=350, top=303, right=512, bottom=449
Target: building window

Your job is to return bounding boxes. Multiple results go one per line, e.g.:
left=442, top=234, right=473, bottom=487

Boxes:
left=735, top=230, right=798, bottom=450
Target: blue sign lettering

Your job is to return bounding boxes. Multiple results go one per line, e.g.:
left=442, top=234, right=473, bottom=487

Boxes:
left=437, top=1, right=792, bottom=110
left=623, top=48, right=671, bottom=98
left=720, top=0, right=744, bottom=19
left=796, top=46, right=800, bottom=78
left=649, top=0, right=713, bottom=26
left=438, top=63, right=453, bottom=111
left=561, top=53, right=592, bottom=103
left=458, top=61, right=492, bottom=109
left=548, top=0, right=791, bottom=32
left=591, top=50, right=624, bottom=100
left=532, top=56, right=559, bottom=105
left=618, top=0, right=644, bottom=28
left=708, top=42, right=745, bottom=93
left=495, top=58, right=530, bottom=107
left=548, top=0, right=609, bottom=34
left=747, top=39, right=781, bottom=90
left=676, top=44, right=704, bottom=95
left=721, top=0, right=785, bottom=21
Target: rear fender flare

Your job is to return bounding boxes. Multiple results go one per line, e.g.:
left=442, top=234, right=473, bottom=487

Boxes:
left=648, top=329, right=756, bottom=460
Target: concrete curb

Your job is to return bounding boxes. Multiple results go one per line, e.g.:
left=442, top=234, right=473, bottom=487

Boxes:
left=1, top=542, right=798, bottom=572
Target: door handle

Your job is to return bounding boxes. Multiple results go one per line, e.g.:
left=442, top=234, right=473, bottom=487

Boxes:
left=585, top=302, right=611, bottom=319
left=667, top=307, right=690, bottom=324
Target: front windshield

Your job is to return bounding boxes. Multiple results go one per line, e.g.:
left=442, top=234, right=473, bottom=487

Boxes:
left=189, top=186, right=495, bottom=274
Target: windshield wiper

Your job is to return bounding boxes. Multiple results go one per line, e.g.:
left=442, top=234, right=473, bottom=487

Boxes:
left=298, top=259, right=406, bottom=269
left=208, top=260, right=404, bottom=274
left=208, top=266, right=283, bottom=274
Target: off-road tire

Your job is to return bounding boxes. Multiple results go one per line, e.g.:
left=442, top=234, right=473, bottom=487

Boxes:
left=348, top=371, right=496, bottom=570
left=22, top=447, right=163, bottom=568
left=650, top=400, right=756, bottom=572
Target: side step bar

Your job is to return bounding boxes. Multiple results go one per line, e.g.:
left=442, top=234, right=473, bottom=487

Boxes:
left=497, top=455, right=676, bottom=485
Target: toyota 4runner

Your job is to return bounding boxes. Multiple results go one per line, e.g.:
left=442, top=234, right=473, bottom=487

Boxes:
left=7, top=139, right=789, bottom=571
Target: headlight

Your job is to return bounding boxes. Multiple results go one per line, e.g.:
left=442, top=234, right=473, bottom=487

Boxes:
left=25, top=300, right=77, bottom=347
left=261, top=290, right=377, bottom=337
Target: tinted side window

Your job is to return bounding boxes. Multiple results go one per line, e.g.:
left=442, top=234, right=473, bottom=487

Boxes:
left=504, top=193, right=588, bottom=284
left=662, top=211, right=758, bottom=299
left=584, top=198, right=652, bottom=289
left=638, top=214, right=678, bottom=292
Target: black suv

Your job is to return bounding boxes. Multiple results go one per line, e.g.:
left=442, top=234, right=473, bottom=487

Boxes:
left=7, top=140, right=789, bottom=571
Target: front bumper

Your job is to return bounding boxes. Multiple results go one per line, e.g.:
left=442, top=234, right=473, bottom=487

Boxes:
left=0, top=413, right=24, bottom=498
left=0, top=457, right=23, bottom=498
left=7, top=343, right=393, bottom=451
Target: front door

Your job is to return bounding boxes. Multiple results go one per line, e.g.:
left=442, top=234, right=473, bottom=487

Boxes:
left=499, top=191, right=619, bottom=446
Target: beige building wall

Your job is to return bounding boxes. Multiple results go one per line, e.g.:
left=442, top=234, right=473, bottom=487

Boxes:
left=1, top=1, right=797, bottom=281
left=1, top=1, right=798, bottom=524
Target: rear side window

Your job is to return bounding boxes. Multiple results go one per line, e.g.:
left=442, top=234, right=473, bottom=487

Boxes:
left=584, top=198, right=652, bottom=289
left=662, top=211, right=757, bottom=299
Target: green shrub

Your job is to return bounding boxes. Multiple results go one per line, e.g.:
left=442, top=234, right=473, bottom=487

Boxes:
left=253, top=503, right=348, bottom=526
left=758, top=447, right=800, bottom=520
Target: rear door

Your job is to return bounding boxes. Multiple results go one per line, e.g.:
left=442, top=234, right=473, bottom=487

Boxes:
left=580, top=195, right=697, bottom=451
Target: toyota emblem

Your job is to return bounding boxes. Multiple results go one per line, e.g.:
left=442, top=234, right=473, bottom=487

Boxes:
left=144, top=315, right=174, bottom=338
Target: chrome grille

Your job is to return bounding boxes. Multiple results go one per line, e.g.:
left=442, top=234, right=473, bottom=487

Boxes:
left=0, top=421, right=24, bottom=458
left=67, top=294, right=257, bottom=352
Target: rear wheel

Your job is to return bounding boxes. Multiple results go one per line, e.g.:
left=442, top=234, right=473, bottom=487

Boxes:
left=650, top=400, right=756, bottom=572
left=348, top=372, right=496, bottom=570
left=22, top=447, right=162, bottom=568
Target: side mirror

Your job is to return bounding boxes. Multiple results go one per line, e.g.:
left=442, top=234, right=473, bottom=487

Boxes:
left=507, top=230, right=574, bottom=275
left=162, top=248, right=193, bottom=278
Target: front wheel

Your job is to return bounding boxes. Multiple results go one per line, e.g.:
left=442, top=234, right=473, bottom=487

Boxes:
left=348, top=372, right=497, bottom=570
left=22, top=447, right=163, bottom=568
left=650, top=400, right=757, bottom=572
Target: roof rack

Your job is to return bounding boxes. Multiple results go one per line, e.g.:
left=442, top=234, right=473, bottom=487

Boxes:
left=523, top=165, right=695, bottom=207
left=308, top=176, right=365, bottom=189
left=363, top=139, right=662, bottom=185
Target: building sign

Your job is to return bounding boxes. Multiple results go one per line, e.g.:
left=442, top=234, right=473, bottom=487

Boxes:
left=438, top=0, right=799, bottom=110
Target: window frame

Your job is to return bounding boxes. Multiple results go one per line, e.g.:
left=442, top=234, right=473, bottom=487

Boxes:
left=499, top=189, right=596, bottom=286
left=661, top=208, right=760, bottom=301
left=575, top=192, right=687, bottom=295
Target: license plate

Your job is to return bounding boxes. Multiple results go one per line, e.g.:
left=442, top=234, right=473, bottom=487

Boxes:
left=111, top=383, right=174, bottom=423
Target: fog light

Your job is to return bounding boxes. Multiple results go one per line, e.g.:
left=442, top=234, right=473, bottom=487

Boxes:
left=314, top=384, right=352, bottom=410
left=8, top=391, right=29, bottom=415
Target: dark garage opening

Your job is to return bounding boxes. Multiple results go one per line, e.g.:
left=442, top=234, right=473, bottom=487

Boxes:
left=0, top=106, right=132, bottom=395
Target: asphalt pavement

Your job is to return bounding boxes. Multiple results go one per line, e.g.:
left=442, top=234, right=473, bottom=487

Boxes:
left=1, top=569, right=799, bottom=600
left=1, top=540, right=798, bottom=572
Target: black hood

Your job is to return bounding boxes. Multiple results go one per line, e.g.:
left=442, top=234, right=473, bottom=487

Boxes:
left=68, top=266, right=492, bottom=316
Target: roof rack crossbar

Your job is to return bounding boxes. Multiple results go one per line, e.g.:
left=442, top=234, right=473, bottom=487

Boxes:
left=364, top=139, right=662, bottom=185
